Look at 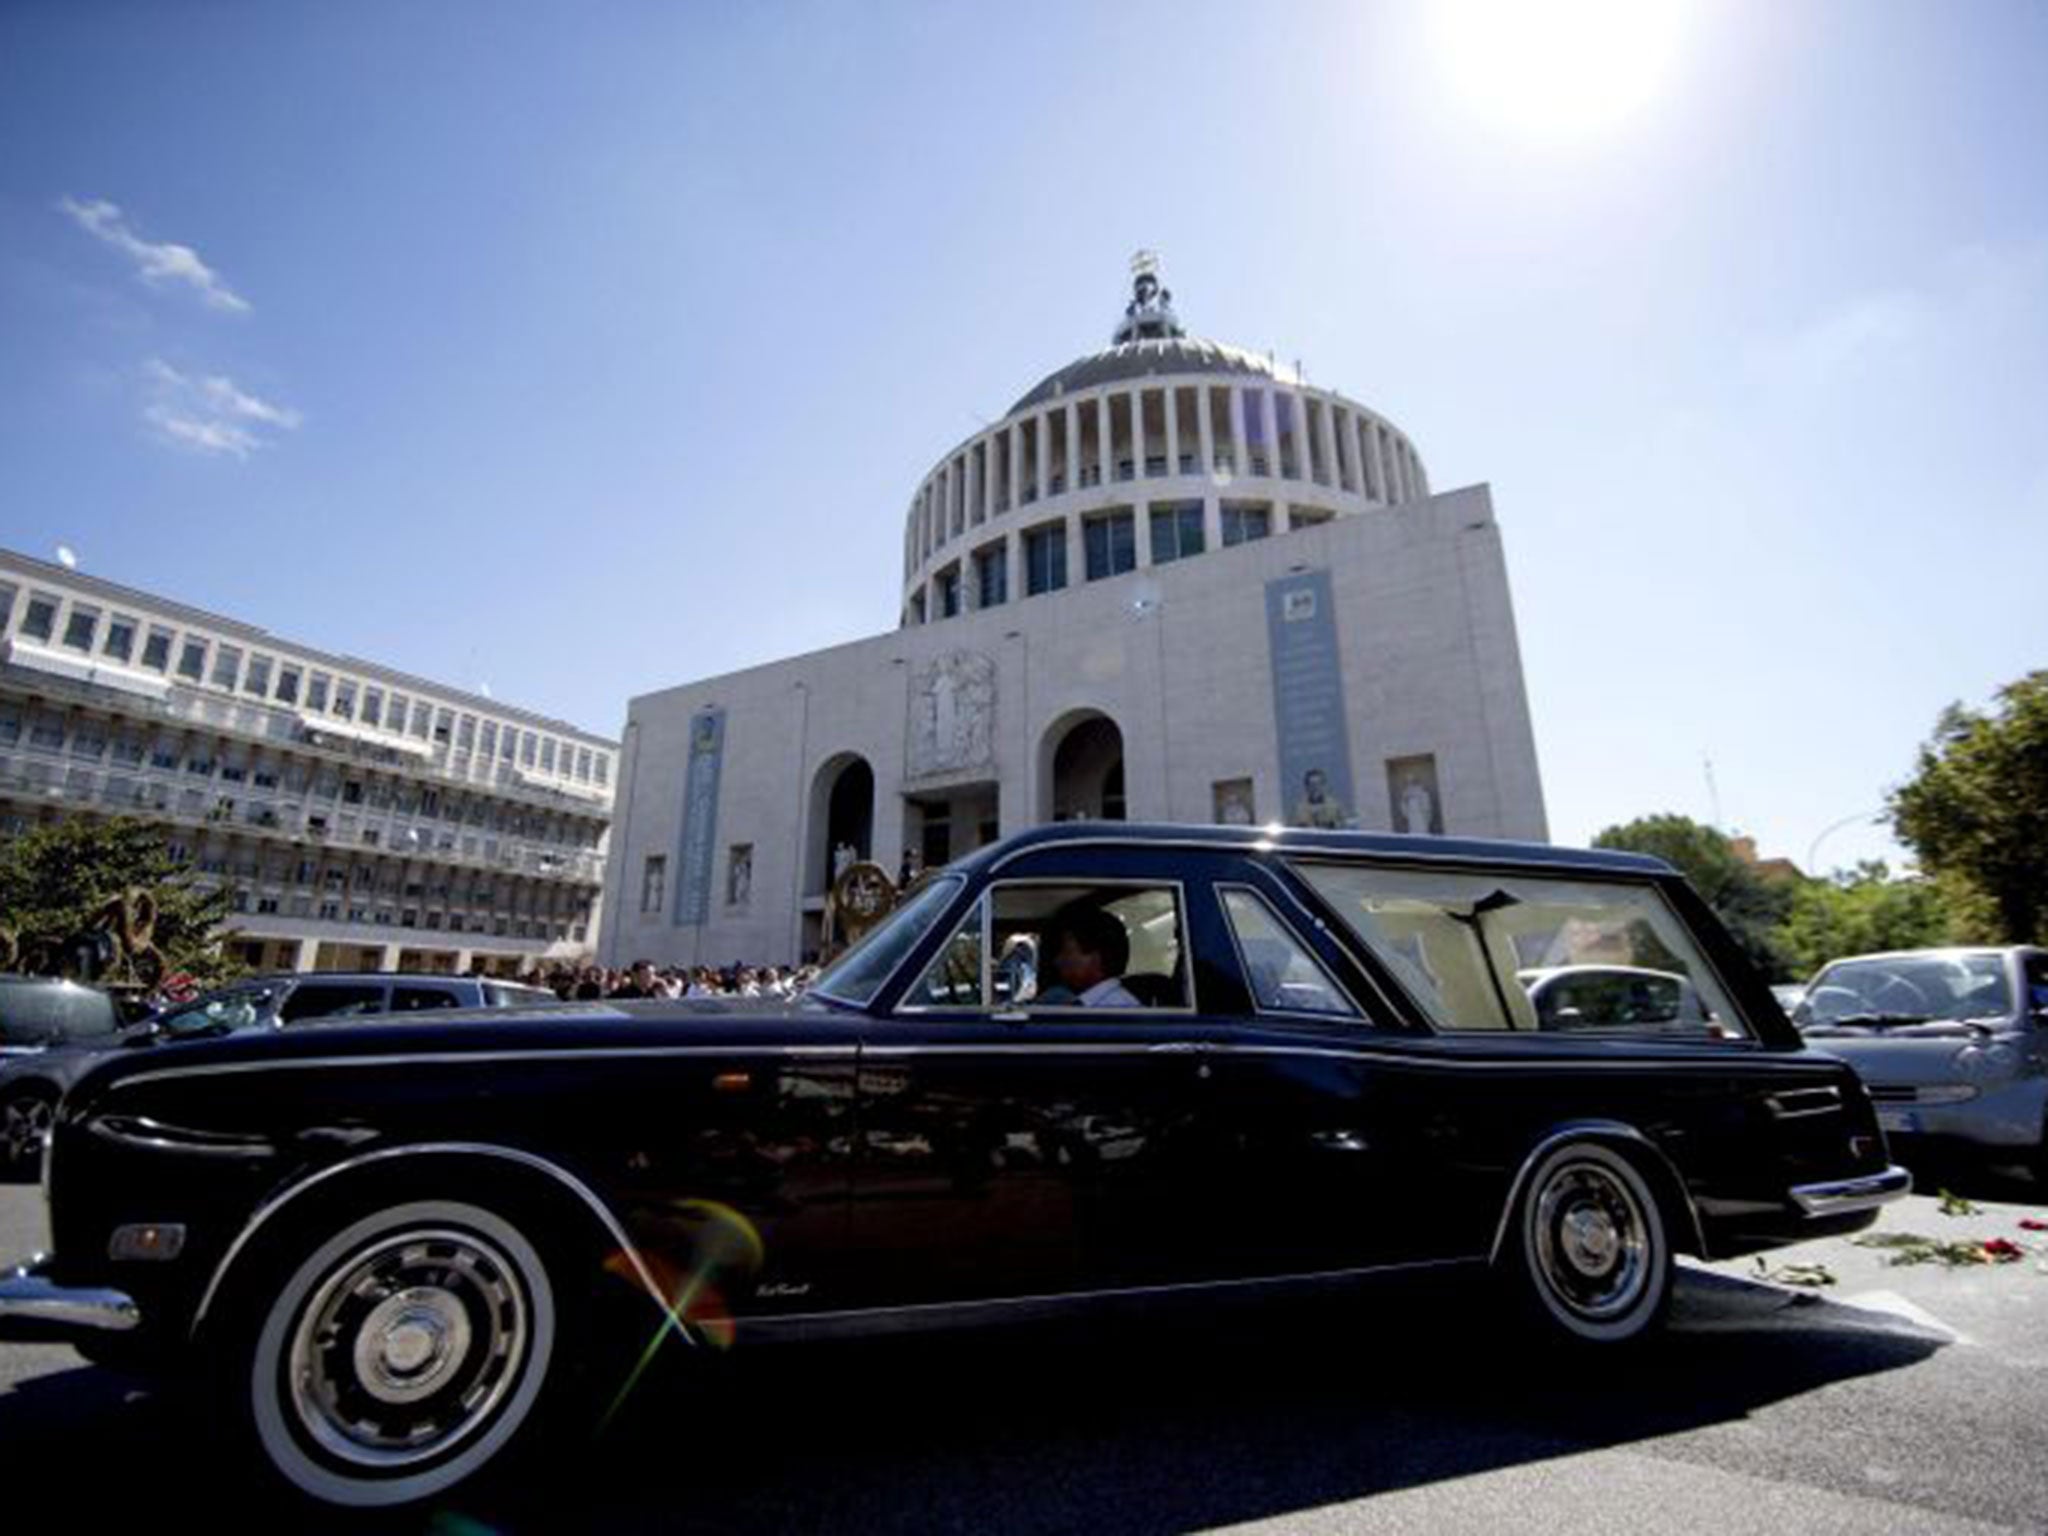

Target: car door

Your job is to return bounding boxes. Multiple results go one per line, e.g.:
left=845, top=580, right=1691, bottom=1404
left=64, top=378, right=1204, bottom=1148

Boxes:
left=1194, top=859, right=1453, bottom=1276
left=850, top=855, right=1231, bottom=1309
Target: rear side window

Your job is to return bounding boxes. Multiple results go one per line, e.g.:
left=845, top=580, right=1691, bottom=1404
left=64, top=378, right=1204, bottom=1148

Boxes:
left=1290, top=862, right=1747, bottom=1040
left=281, top=983, right=389, bottom=1023
left=391, top=986, right=461, bottom=1012
left=0, top=980, right=121, bottom=1047
left=1218, top=887, right=1358, bottom=1018
left=484, top=983, right=553, bottom=1008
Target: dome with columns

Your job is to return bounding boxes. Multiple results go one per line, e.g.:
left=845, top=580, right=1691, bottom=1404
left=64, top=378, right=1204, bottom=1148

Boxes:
left=902, top=252, right=1430, bottom=626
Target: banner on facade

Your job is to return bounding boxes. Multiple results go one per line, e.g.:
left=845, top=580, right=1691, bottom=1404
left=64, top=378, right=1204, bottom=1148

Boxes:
left=1265, top=570, right=1356, bottom=829
left=673, top=707, right=725, bottom=926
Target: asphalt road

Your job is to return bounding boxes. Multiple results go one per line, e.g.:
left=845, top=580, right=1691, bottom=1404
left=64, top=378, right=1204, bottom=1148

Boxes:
left=4, top=1165, right=2047, bottom=1535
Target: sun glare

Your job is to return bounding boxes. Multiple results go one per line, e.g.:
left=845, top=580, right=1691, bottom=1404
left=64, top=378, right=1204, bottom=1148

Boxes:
left=1430, top=0, right=1690, bottom=142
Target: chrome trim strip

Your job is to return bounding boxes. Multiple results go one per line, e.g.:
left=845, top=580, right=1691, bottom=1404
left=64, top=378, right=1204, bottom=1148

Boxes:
left=103, top=1039, right=1852, bottom=1087
left=743, top=1254, right=1485, bottom=1333
left=103, top=1043, right=860, bottom=1090
left=0, top=1257, right=140, bottom=1335
left=192, top=1142, right=677, bottom=1343
left=1487, top=1122, right=1709, bottom=1264
left=1789, top=1165, right=1912, bottom=1217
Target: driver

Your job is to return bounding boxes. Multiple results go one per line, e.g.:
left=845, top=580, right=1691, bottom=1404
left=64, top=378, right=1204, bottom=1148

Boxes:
left=1039, top=903, right=1139, bottom=1008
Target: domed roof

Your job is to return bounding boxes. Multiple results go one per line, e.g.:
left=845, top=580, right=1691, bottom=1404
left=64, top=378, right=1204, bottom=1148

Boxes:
left=1009, top=335, right=1301, bottom=416
left=1008, top=253, right=1303, bottom=416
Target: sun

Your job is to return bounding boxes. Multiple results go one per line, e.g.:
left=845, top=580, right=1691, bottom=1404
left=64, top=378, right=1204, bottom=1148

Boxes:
left=1429, top=0, right=1691, bottom=142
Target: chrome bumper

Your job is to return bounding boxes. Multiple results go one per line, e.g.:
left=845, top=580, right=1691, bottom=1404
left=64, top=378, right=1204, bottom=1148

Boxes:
left=1789, top=1165, right=1913, bottom=1217
left=0, top=1254, right=139, bottom=1340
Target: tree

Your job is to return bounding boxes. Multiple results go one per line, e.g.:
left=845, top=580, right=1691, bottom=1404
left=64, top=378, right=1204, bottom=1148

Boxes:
left=1591, top=813, right=1794, bottom=978
left=1776, top=861, right=1956, bottom=979
left=0, top=816, right=240, bottom=989
left=1890, top=671, right=2048, bottom=943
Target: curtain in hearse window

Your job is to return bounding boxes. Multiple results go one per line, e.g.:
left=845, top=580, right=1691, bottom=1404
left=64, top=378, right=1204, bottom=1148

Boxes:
left=1289, top=863, right=1747, bottom=1039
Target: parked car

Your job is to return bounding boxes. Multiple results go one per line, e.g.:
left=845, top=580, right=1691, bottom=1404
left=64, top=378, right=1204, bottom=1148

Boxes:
left=0, top=972, right=555, bottom=1178
left=1794, top=946, right=2048, bottom=1177
left=0, top=976, right=126, bottom=1174
left=0, top=825, right=1905, bottom=1509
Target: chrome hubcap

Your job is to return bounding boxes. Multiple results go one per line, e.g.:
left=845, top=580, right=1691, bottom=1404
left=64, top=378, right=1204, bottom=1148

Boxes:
left=2, top=1098, right=51, bottom=1165
left=289, top=1230, right=528, bottom=1468
left=1533, top=1161, right=1649, bottom=1319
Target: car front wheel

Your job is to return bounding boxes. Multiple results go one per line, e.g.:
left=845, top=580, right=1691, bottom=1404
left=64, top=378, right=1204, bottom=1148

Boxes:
left=1507, top=1141, right=1672, bottom=1345
left=235, top=1199, right=559, bottom=1508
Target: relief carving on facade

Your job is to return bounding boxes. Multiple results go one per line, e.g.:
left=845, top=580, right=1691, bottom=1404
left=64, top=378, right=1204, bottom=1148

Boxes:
left=907, top=650, right=997, bottom=780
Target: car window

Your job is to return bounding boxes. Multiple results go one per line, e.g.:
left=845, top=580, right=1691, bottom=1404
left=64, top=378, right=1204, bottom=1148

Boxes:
left=483, top=983, right=555, bottom=1007
left=157, top=987, right=277, bottom=1039
left=280, top=983, right=389, bottom=1023
left=0, top=979, right=121, bottom=1047
left=2028, top=955, right=2048, bottom=1018
left=391, top=986, right=461, bottom=1012
left=1290, top=862, right=1747, bottom=1039
left=903, top=883, right=1187, bottom=1012
left=1218, top=887, right=1358, bottom=1019
left=1802, top=952, right=2012, bottom=1025
left=813, top=875, right=965, bottom=1006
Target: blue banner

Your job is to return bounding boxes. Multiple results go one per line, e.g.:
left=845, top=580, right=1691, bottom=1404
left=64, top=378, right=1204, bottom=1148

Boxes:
left=674, top=707, right=725, bottom=926
left=1265, top=570, right=1356, bottom=829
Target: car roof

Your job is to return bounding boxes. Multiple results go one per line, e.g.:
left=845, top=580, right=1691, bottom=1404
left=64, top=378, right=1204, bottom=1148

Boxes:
left=1816, top=947, right=2035, bottom=967
left=955, top=822, right=1676, bottom=879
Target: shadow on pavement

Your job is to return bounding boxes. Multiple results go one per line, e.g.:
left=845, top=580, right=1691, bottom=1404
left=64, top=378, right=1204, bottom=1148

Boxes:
left=0, top=1266, right=1945, bottom=1535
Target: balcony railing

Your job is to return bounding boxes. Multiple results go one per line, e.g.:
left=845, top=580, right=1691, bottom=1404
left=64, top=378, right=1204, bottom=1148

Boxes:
left=0, top=748, right=604, bottom=885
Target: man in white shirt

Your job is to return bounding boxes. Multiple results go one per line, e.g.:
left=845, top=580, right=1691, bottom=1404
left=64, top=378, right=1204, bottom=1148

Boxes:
left=1042, top=904, right=1140, bottom=1008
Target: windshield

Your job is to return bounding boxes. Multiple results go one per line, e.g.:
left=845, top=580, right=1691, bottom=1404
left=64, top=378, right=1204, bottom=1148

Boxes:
left=0, top=979, right=121, bottom=1046
left=1800, top=953, right=2011, bottom=1026
left=812, top=876, right=966, bottom=1007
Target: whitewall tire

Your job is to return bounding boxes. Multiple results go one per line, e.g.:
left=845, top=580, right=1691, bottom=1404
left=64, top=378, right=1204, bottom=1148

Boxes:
left=1511, top=1142, right=1671, bottom=1345
left=242, top=1199, right=557, bottom=1508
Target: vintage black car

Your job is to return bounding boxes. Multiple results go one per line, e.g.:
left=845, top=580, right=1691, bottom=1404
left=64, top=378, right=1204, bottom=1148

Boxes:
left=0, top=824, right=1907, bottom=1508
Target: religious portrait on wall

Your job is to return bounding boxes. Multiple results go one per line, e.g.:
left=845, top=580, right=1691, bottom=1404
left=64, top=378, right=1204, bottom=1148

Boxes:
left=1290, top=767, right=1349, bottom=829
left=726, top=843, right=753, bottom=908
left=1212, top=777, right=1256, bottom=826
left=1386, top=754, right=1444, bottom=835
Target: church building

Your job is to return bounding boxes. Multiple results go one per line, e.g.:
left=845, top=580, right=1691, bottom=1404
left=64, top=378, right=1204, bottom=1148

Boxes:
left=601, top=257, right=1548, bottom=965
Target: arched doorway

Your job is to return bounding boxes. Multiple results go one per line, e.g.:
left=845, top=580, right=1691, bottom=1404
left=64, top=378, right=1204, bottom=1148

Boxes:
left=1039, top=711, right=1126, bottom=824
left=807, top=754, right=875, bottom=894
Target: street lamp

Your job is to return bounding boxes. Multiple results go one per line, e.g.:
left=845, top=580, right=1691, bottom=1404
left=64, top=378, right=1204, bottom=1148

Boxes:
left=1805, top=808, right=1887, bottom=876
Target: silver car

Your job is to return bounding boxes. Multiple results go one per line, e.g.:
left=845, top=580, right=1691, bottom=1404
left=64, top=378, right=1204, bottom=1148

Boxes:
left=1794, top=947, right=2048, bottom=1179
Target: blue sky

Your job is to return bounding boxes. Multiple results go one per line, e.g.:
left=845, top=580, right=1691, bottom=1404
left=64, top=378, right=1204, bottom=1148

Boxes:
left=3, top=1, right=2044, bottom=872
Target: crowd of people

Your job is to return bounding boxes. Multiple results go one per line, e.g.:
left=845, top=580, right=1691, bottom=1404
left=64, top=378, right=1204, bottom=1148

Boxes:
left=524, top=958, right=822, bottom=1002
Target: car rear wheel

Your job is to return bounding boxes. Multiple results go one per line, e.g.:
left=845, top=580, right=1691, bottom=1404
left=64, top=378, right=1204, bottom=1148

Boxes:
left=0, top=1088, right=55, bottom=1180
left=231, top=1199, right=560, bottom=1508
left=1507, top=1141, right=1672, bottom=1345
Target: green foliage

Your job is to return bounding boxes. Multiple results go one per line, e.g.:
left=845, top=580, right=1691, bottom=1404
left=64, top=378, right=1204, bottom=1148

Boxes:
left=1890, top=671, right=2048, bottom=943
left=1776, top=861, right=1955, bottom=980
left=0, top=816, right=240, bottom=988
left=1591, top=813, right=1794, bottom=979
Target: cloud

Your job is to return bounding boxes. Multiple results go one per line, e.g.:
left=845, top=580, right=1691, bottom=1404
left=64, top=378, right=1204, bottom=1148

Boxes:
left=142, top=358, right=301, bottom=459
left=59, top=196, right=250, bottom=313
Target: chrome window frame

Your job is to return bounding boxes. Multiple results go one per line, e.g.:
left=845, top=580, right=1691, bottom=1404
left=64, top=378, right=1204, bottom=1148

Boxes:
left=891, top=875, right=1197, bottom=1019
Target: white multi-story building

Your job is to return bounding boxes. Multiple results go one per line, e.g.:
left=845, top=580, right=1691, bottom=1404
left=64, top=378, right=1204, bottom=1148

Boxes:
left=604, top=256, right=1548, bottom=966
left=0, top=549, right=615, bottom=976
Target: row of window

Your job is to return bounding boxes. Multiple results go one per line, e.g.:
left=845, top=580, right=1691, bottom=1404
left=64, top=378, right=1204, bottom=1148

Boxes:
left=909, top=502, right=1328, bottom=623
left=905, top=386, right=1423, bottom=575
left=0, top=579, right=610, bottom=789
left=0, top=706, right=602, bottom=848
